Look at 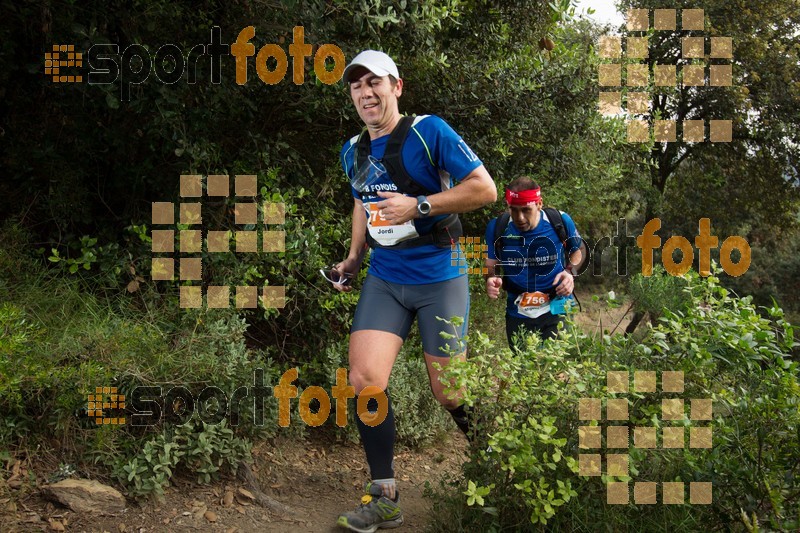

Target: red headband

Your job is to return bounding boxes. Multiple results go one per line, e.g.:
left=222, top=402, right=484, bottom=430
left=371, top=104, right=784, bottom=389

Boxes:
left=505, top=187, right=541, bottom=206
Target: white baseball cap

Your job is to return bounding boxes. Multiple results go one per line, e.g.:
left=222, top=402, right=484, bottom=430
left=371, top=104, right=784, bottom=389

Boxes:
left=342, top=50, right=399, bottom=83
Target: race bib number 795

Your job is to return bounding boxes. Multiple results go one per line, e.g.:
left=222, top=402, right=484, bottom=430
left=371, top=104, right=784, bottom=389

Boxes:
left=365, top=202, right=419, bottom=246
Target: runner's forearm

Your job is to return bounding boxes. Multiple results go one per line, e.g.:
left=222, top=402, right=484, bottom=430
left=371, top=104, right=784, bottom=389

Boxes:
left=348, top=200, right=368, bottom=262
left=424, top=166, right=496, bottom=217
left=567, top=248, right=583, bottom=273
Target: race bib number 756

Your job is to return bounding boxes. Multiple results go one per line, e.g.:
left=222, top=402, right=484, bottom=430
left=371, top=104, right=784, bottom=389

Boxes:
left=514, top=291, right=551, bottom=319
left=519, top=291, right=549, bottom=308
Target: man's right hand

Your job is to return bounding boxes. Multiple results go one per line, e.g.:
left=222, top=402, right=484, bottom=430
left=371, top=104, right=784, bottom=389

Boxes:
left=486, top=276, right=503, bottom=299
left=332, top=256, right=361, bottom=293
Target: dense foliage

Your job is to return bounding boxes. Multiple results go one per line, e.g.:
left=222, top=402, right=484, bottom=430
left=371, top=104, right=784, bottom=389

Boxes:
left=431, top=270, right=799, bottom=531
left=1, top=0, right=645, bottom=359
left=0, top=224, right=452, bottom=497
left=1, top=1, right=798, bottom=529
left=615, top=0, right=800, bottom=315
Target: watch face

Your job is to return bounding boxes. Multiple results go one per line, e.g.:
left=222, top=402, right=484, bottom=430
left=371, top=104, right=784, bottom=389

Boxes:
left=417, top=196, right=431, bottom=215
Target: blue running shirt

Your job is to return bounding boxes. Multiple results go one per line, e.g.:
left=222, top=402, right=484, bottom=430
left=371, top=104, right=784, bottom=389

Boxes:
left=340, top=115, right=483, bottom=284
left=485, top=211, right=582, bottom=318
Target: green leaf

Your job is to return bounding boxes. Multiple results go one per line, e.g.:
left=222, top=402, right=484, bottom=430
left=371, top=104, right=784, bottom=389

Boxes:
left=105, top=93, right=119, bottom=109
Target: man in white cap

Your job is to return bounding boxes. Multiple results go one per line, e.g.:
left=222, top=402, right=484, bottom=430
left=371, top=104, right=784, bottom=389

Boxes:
left=330, top=50, right=496, bottom=531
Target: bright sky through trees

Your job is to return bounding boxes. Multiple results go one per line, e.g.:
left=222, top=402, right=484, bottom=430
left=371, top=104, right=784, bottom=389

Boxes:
left=575, top=0, right=625, bottom=27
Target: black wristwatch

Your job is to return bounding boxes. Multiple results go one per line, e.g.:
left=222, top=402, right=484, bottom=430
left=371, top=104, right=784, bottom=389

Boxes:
left=416, top=196, right=432, bottom=218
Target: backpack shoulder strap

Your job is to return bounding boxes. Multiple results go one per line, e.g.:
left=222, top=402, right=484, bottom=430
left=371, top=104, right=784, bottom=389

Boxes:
left=355, top=128, right=370, bottom=174
left=383, top=115, right=432, bottom=197
left=542, top=207, right=568, bottom=245
left=409, top=115, right=434, bottom=167
left=493, top=212, right=511, bottom=260
left=354, top=116, right=433, bottom=197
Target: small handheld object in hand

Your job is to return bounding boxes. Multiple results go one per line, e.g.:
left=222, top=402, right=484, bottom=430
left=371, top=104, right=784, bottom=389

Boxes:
left=550, top=296, right=573, bottom=315
left=320, top=265, right=354, bottom=286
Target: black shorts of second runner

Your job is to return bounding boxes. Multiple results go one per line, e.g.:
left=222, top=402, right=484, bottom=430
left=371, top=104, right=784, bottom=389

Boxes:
left=351, top=274, right=469, bottom=357
left=506, top=312, right=564, bottom=349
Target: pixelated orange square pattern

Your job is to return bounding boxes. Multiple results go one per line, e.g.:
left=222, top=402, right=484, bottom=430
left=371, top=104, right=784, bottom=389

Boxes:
left=598, top=9, right=731, bottom=143
left=579, top=370, right=713, bottom=504
left=152, top=175, right=287, bottom=309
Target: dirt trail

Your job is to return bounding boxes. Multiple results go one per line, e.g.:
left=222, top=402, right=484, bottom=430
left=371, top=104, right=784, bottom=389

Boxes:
left=572, top=289, right=633, bottom=336
left=0, top=292, right=630, bottom=532
left=1, top=433, right=468, bottom=533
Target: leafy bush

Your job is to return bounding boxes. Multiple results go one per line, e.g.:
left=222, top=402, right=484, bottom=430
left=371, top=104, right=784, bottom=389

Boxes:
left=428, top=325, right=602, bottom=529
left=429, top=270, right=798, bottom=531
left=627, top=265, right=692, bottom=319
left=0, top=225, right=449, bottom=499
left=0, top=244, right=279, bottom=497
left=115, top=420, right=251, bottom=500
left=723, top=230, right=800, bottom=322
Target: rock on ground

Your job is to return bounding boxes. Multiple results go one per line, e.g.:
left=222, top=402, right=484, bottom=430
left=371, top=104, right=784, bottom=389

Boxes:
left=42, top=479, right=126, bottom=515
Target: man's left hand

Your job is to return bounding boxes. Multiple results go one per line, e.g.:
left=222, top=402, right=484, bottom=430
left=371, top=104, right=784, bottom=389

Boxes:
left=553, top=270, right=574, bottom=297
left=375, top=191, right=419, bottom=224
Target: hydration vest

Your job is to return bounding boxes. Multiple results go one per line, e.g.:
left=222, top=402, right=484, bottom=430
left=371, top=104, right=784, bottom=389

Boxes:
left=492, top=208, right=570, bottom=295
left=353, top=115, right=463, bottom=249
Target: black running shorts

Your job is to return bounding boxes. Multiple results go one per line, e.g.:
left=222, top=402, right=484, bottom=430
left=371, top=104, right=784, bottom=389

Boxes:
left=351, top=275, right=469, bottom=357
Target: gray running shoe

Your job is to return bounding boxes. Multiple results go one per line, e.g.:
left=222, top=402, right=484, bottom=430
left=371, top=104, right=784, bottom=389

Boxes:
left=337, top=482, right=404, bottom=532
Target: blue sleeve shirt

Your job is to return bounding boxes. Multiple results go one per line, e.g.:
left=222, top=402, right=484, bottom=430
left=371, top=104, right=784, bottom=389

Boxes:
left=485, top=211, right=582, bottom=318
left=340, top=115, right=483, bottom=284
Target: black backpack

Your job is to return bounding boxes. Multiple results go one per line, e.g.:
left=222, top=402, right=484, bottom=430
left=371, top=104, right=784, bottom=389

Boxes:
left=491, top=208, right=572, bottom=295
left=354, top=115, right=462, bottom=249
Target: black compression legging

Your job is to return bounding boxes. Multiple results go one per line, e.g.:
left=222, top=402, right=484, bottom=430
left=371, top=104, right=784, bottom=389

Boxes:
left=506, top=313, right=564, bottom=351
left=355, top=390, right=395, bottom=480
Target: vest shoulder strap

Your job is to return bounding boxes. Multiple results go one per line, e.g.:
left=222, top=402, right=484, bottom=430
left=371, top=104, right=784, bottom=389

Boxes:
left=493, top=212, right=511, bottom=261
left=495, top=209, right=568, bottom=260
left=542, top=207, right=568, bottom=245
left=355, top=116, right=460, bottom=249
left=355, top=116, right=433, bottom=197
